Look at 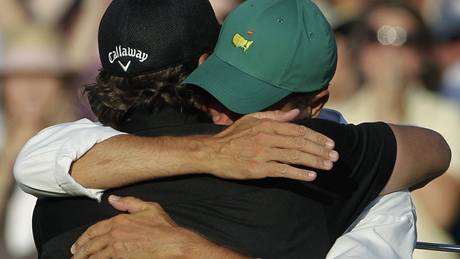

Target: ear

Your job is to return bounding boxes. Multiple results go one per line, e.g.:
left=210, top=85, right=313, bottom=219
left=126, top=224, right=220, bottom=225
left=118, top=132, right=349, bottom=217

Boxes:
left=198, top=53, right=210, bottom=65
left=310, top=89, right=329, bottom=118
left=208, top=107, right=234, bottom=125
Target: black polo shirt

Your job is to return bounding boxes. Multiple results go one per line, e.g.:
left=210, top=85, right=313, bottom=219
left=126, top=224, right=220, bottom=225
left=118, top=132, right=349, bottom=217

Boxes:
left=33, top=107, right=396, bottom=259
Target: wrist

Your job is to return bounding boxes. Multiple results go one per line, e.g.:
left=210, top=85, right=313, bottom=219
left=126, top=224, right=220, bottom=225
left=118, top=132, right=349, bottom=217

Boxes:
left=155, top=135, right=217, bottom=176
left=186, top=135, right=220, bottom=175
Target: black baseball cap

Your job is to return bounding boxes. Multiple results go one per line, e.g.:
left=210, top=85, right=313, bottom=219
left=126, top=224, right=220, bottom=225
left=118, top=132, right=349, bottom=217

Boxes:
left=98, top=0, right=220, bottom=77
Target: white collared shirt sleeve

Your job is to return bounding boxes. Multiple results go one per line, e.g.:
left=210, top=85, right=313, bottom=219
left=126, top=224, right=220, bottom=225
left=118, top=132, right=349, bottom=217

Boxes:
left=14, top=119, right=126, bottom=201
left=326, top=191, right=417, bottom=259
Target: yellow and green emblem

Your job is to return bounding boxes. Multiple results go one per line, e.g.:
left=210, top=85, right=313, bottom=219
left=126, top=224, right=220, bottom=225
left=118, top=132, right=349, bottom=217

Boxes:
left=232, top=33, right=254, bottom=52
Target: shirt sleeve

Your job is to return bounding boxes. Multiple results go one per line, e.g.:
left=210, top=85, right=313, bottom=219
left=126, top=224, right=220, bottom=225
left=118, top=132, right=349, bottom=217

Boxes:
left=14, top=119, right=126, bottom=201
left=297, top=119, right=397, bottom=241
left=316, top=113, right=415, bottom=258
left=326, top=191, right=416, bottom=259
left=303, top=120, right=397, bottom=200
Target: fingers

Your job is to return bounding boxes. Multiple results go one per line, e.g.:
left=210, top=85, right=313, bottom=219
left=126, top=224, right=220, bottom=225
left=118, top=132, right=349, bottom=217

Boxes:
left=136, top=203, right=178, bottom=227
left=78, top=247, right=113, bottom=259
left=301, top=126, right=335, bottom=149
left=241, top=110, right=336, bottom=149
left=259, top=134, right=338, bottom=163
left=245, top=118, right=335, bottom=149
left=249, top=109, right=300, bottom=122
left=72, top=235, right=112, bottom=259
left=72, top=219, right=112, bottom=255
left=110, top=196, right=177, bottom=227
left=264, top=163, right=317, bottom=182
left=265, top=148, right=333, bottom=170
left=109, top=195, right=149, bottom=213
left=269, top=122, right=335, bottom=148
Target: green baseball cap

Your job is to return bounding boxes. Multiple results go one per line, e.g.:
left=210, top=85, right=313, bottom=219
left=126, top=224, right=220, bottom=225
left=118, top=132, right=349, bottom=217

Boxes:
left=184, top=0, right=337, bottom=114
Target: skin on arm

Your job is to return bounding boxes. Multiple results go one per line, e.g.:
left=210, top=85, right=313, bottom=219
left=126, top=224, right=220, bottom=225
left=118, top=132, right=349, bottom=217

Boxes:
left=71, top=109, right=339, bottom=189
left=380, top=124, right=452, bottom=195
left=71, top=196, right=249, bottom=259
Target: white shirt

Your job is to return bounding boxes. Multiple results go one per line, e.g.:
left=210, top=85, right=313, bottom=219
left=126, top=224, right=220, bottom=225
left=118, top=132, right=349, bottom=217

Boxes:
left=13, top=110, right=416, bottom=258
left=14, top=119, right=125, bottom=200
left=326, top=191, right=416, bottom=259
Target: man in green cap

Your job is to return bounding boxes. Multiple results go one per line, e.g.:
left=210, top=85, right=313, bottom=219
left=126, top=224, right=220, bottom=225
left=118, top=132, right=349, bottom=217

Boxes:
left=185, top=0, right=337, bottom=115
left=66, top=0, right=449, bottom=258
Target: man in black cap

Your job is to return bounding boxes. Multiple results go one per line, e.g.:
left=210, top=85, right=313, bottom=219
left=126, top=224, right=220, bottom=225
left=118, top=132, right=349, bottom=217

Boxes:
left=15, top=0, right=337, bottom=201
left=22, top=0, right=450, bottom=258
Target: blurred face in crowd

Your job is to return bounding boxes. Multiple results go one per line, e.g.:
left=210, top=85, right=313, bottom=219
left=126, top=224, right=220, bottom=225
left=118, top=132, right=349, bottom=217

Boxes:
left=328, top=34, right=358, bottom=103
left=359, top=6, right=423, bottom=86
left=3, top=73, right=63, bottom=126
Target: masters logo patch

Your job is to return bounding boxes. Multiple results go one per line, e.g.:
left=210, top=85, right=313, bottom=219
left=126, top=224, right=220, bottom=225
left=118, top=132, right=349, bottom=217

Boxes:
left=232, top=33, right=254, bottom=52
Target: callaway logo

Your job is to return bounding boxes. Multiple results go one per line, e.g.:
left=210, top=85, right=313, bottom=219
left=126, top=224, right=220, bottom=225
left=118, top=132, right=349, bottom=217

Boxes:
left=108, top=45, right=149, bottom=72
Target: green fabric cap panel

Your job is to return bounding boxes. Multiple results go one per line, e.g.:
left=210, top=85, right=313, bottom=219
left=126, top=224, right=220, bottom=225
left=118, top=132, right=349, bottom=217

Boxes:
left=216, top=0, right=336, bottom=92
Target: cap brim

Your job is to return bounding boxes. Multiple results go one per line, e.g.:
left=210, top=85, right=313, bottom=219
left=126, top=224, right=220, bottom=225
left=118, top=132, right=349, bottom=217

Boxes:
left=184, top=54, right=291, bottom=114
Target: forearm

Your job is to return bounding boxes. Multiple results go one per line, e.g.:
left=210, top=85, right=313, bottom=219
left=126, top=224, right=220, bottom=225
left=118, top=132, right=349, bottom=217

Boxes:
left=184, top=231, right=250, bottom=259
left=381, top=125, right=451, bottom=195
left=16, top=112, right=335, bottom=198
left=71, top=134, right=216, bottom=189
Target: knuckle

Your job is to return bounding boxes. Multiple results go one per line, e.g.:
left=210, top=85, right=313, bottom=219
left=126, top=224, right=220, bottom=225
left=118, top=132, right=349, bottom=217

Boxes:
left=247, top=161, right=259, bottom=173
left=249, top=112, right=262, bottom=119
left=86, top=228, right=97, bottom=238
left=288, top=150, right=301, bottom=163
left=297, top=126, right=308, bottom=136
left=247, top=162, right=263, bottom=176
left=109, top=228, right=124, bottom=239
left=151, top=202, right=163, bottom=210
left=259, top=119, right=273, bottom=128
left=254, top=132, right=268, bottom=143
left=249, top=124, right=260, bottom=135
left=124, top=196, right=137, bottom=203
left=268, top=163, right=282, bottom=176
left=297, top=170, right=305, bottom=178
left=316, top=157, right=325, bottom=167
left=293, top=137, right=305, bottom=148
left=321, top=147, right=330, bottom=157
left=112, top=215, right=127, bottom=225
left=277, top=165, right=289, bottom=176
left=80, top=243, right=91, bottom=253
left=112, top=241, right=126, bottom=252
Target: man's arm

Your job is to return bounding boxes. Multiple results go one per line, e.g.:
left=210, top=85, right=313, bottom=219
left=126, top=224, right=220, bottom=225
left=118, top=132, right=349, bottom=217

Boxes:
left=71, top=196, right=248, bottom=259
left=380, top=124, right=451, bottom=195
left=14, top=110, right=338, bottom=200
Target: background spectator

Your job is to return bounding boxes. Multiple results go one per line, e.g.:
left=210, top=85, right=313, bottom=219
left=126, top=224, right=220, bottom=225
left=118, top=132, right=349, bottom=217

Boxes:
left=325, top=1, right=460, bottom=258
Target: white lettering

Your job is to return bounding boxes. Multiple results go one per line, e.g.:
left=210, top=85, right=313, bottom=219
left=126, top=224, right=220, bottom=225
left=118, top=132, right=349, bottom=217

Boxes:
left=140, top=53, right=148, bottom=62
left=108, top=51, right=116, bottom=63
left=107, top=45, right=149, bottom=66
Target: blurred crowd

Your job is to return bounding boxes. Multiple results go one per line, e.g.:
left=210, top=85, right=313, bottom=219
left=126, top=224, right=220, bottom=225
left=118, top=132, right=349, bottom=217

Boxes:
left=0, top=0, right=459, bottom=258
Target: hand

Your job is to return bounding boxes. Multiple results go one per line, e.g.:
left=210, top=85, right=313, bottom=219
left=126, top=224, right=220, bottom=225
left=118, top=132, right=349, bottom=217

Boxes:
left=71, top=196, right=247, bottom=259
left=205, top=109, right=339, bottom=182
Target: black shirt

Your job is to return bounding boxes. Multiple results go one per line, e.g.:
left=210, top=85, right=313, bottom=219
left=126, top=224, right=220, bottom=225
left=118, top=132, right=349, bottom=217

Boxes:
left=34, top=108, right=396, bottom=259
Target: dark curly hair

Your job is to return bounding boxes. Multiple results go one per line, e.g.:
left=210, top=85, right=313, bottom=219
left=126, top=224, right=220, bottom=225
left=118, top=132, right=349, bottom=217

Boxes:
left=84, top=63, right=212, bottom=130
